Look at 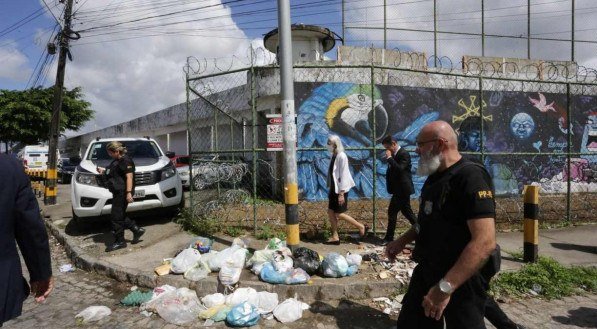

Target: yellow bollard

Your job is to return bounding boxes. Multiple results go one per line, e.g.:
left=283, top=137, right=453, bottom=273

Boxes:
left=523, top=185, right=539, bottom=263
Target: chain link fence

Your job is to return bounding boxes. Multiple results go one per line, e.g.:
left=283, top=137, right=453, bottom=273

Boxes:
left=184, top=46, right=597, bottom=237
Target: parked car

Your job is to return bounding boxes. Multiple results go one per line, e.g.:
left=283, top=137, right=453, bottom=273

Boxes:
left=169, top=154, right=191, bottom=168
left=57, top=156, right=80, bottom=184
left=71, top=137, right=183, bottom=222
left=17, top=145, right=60, bottom=170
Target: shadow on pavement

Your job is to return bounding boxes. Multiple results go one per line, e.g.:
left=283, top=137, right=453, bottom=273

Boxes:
left=310, top=299, right=396, bottom=328
left=552, top=307, right=597, bottom=328
left=551, top=242, right=597, bottom=255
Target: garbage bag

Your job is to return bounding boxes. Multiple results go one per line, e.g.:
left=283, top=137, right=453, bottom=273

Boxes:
left=171, top=248, right=202, bottom=274
left=219, top=261, right=243, bottom=286
left=201, top=293, right=226, bottom=308
left=346, top=264, right=359, bottom=276
left=209, top=245, right=247, bottom=271
left=346, top=252, right=363, bottom=267
left=247, top=249, right=275, bottom=267
left=255, top=291, right=278, bottom=314
left=226, top=302, right=260, bottom=327
left=322, top=253, right=348, bottom=278
left=285, top=268, right=310, bottom=285
left=292, top=247, right=321, bottom=275
left=266, top=237, right=286, bottom=250
left=75, top=306, right=111, bottom=324
left=259, top=262, right=289, bottom=284
left=121, top=290, right=153, bottom=306
left=273, top=298, right=310, bottom=323
left=251, top=262, right=266, bottom=275
left=189, top=236, right=213, bottom=253
left=272, top=251, right=293, bottom=273
left=184, top=261, right=211, bottom=281
left=199, top=304, right=231, bottom=322
left=225, top=287, right=258, bottom=306
left=154, top=288, right=204, bottom=325
left=201, top=250, right=220, bottom=272
left=140, top=285, right=177, bottom=313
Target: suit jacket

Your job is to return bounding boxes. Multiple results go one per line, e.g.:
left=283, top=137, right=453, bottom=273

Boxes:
left=0, top=155, right=52, bottom=325
left=385, top=147, right=415, bottom=196
left=328, top=151, right=355, bottom=194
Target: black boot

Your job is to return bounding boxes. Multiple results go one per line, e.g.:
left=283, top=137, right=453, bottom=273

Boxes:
left=105, top=241, right=127, bottom=252
left=131, top=225, right=145, bottom=244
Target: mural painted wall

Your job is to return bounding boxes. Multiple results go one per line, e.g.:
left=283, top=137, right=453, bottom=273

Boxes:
left=295, top=82, right=597, bottom=201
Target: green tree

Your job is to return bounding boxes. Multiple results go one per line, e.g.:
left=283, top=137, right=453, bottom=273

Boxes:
left=0, top=86, right=94, bottom=145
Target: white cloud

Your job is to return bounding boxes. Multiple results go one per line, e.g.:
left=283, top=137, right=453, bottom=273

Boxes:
left=39, top=0, right=255, bottom=135
left=0, top=41, right=32, bottom=82
left=345, top=0, right=597, bottom=69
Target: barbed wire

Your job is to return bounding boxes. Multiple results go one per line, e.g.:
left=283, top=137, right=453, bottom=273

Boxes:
left=191, top=161, right=249, bottom=190
left=184, top=45, right=597, bottom=85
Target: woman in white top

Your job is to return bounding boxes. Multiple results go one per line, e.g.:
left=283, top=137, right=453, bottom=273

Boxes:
left=325, top=135, right=368, bottom=244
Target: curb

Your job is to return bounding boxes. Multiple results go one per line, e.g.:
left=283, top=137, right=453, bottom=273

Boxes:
left=44, top=217, right=400, bottom=302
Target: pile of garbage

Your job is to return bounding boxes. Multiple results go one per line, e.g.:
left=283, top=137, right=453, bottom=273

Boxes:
left=120, top=285, right=309, bottom=326
left=154, top=237, right=364, bottom=287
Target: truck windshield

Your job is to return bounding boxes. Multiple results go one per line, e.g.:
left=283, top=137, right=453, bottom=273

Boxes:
left=87, top=141, right=162, bottom=160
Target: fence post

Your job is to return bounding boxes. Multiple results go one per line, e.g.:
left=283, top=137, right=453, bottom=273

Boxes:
left=523, top=185, right=539, bottom=263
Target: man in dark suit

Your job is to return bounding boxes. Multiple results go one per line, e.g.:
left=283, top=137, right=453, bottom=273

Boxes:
left=381, top=135, right=417, bottom=245
left=0, top=154, right=53, bottom=326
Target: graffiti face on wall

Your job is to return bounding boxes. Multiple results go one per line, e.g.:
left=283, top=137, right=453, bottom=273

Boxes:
left=510, top=113, right=535, bottom=140
left=294, top=82, right=597, bottom=201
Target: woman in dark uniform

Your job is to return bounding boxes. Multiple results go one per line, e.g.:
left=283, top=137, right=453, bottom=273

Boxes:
left=97, top=141, right=145, bottom=252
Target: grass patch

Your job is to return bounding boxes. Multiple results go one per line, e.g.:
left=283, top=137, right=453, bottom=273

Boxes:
left=491, top=256, right=597, bottom=300
left=224, top=225, right=243, bottom=237
left=255, top=224, right=286, bottom=240
left=175, top=208, right=221, bottom=237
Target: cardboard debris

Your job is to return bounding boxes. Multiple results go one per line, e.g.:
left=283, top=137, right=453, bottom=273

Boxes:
left=154, top=264, right=171, bottom=276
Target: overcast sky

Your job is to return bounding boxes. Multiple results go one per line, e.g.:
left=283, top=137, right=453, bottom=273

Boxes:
left=0, top=0, right=595, bottom=136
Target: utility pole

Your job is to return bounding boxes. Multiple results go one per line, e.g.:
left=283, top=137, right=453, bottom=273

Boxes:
left=46, top=0, right=74, bottom=205
left=277, top=0, right=300, bottom=251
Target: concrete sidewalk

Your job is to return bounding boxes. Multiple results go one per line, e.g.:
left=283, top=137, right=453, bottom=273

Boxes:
left=39, top=187, right=597, bottom=302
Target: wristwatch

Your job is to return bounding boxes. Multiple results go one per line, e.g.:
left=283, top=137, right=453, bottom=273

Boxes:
left=438, top=278, right=454, bottom=295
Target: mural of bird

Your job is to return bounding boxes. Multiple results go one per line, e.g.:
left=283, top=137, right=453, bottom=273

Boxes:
left=296, top=82, right=440, bottom=201
left=296, top=82, right=388, bottom=200
left=529, top=92, right=556, bottom=113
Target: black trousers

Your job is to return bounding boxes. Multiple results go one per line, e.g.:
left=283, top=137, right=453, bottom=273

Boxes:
left=385, top=194, right=416, bottom=240
left=484, top=297, right=519, bottom=329
left=111, top=191, right=136, bottom=242
left=396, top=265, right=488, bottom=329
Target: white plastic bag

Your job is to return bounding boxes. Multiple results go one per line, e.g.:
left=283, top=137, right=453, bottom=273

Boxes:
left=140, top=285, right=177, bottom=313
left=184, top=261, right=211, bottom=281
left=154, top=288, right=204, bottom=325
left=247, top=249, right=275, bottom=267
left=256, top=291, right=279, bottom=314
left=201, top=293, right=226, bottom=308
left=208, top=245, right=247, bottom=271
left=272, top=251, right=294, bottom=273
left=171, top=248, right=202, bottom=274
left=200, top=250, right=220, bottom=271
left=219, top=261, right=243, bottom=286
left=225, top=287, right=257, bottom=306
left=75, top=306, right=111, bottom=323
left=273, top=298, right=310, bottom=323
left=346, top=252, right=363, bottom=266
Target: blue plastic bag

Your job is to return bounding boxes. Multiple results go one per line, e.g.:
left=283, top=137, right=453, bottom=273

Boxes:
left=226, top=302, right=260, bottom=327
left=259, top=262, right=289, bottom=284
left=322, top=253, right=348, bottom=278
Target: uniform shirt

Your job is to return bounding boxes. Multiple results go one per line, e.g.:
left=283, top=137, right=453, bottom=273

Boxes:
left=105, top=155, right=135, bottom=193
left=414, top=158, right=495, bottom=275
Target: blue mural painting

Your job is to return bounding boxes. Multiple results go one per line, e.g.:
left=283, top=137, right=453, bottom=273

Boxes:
left=295, top=82, right=597, bottom=201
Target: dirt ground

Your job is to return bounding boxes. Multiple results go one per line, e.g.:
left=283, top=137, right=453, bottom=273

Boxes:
left=192, top=191, right=597, bottom=236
